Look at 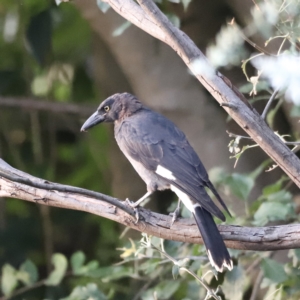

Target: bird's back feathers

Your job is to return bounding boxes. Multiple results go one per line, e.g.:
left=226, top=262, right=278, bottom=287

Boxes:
left=115, top=108, right=228, bottom=220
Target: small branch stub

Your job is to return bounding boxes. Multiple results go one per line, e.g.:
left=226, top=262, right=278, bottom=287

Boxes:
left=220, top=102, right=238, bottom=110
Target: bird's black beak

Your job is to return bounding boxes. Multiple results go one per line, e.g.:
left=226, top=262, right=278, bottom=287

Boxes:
left=81, top=111, right=105, bottom=132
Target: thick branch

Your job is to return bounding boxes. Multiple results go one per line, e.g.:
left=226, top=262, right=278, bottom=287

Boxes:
left=0, top=159, right=135, bottom=217
left=101, top=0, right=300, bottom=187
left=1, top=159, right=300, bottom=251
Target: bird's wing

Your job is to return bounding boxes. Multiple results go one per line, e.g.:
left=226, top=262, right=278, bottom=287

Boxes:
left=117, top=111, right=229, bottom=220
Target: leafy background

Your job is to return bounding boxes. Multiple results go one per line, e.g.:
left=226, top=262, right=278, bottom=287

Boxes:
left=1, top=0, right=300, bottom=299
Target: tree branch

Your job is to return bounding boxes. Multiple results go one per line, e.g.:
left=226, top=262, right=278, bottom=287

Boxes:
left=0, top=159, right=135, bottom=217
left=1, top=159, right=300, bottom=251
left=0, top=96, right=93, bottom=116
left=2, top=0, right=300, bottom=255
left=261, top=88, right=280, bottom=120
left=101, top=0, right=300, bottom=188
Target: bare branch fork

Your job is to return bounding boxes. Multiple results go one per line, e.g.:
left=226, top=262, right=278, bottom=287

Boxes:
left=101, top=0, right=300, bottom=187
left=1, top=159, right=300, bottom=251
left=227, top=89, right=300, bottom=147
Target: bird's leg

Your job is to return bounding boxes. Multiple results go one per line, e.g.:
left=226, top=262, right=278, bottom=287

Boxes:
left=131, top=191, right=153, bottom=208
left=170, top=199, right=181, bottom=226
left=125, top=191, right=153, bottom=223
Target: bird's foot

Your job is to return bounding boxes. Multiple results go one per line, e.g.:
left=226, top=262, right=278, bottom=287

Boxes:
left=169, top=206, right=181, bottom=226
left=125, top=198, right=140, bottom=223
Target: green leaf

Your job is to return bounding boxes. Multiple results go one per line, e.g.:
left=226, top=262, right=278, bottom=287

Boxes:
left=53, top=82, right=71, bottom=101
left=261, top=258, right=288, bottom=284
left=253, top=201, right=295, bottom=226
left=141, top=280, right=180, bottom=300
left=266, top=108, right=277, bottom=128
left=85, top=260, right=99, bottom=272
left=225, top=173, right=254, bottom=201
left=87, top=265, right=134, bottom=281
left=45, top=253, right=68, bottom=286
left=71, top=251, right=85, bottom=275
left=150, top=236, right=162, bottom=248
left=249, top=160, right=270, bottom=180
left=97, top=0, right=110, bottom=13
left=222, top=266, right=247, bottom=300
left=172, top=265, right=179, bottom=279
left=177, top=258, right=190, bottom=268
left=1, top=264, right=18, bottom=296
left=263, top=284, right=283, bottom=300
left=291, top=105, right=300, bottom=117
left=166, top=13, right=181, bottom=28
left=266, top=190, right=292, bottom=202
left=55, top=0, right=70, bottom=5
left=17, top=259, right=38, bottom=285
left=262, top=177, right=287, bottom=196
left=181, top=0, right=192, bottom=11
left=71, top=251, right=100, bottom=276
left=239, top=81, right=269, bottom=94
left=31, top=75, right=50, bottom=96
left=288, top=249, right=300, bottom=268
left=225, top=162, right=268, bottom=201
left=112, top=21, right=131, bottom=37
left=61, top=283, right=107, bottom=300
left=139, top=259, right=161, bottom=275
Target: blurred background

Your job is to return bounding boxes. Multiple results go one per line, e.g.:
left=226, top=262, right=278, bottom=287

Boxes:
left=1, top=0, right=300, bottom=299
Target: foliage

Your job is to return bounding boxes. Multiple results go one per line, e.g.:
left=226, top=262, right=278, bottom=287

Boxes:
left=1, top=252, right=108, bottom=299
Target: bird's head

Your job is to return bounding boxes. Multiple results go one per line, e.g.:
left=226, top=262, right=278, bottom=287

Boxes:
left=81, top=93, right=143, bottom=132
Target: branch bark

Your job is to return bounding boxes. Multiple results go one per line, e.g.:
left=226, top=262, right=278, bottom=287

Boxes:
left=1, top=159, right=300, bottom=251
left=100, top=0, right=300, bottom=187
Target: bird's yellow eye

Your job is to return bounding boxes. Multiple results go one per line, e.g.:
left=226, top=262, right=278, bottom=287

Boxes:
left=104, top=106, right=110, bottom=112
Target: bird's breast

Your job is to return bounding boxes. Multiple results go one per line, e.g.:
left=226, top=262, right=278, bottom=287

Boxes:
left=114, top=128, right=169, bottom=192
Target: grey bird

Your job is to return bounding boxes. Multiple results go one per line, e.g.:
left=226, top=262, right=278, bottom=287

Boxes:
left=81, top=93, right=233, bottom=272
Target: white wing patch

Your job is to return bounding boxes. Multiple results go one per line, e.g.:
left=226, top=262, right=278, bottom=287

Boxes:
left=170, top=185, right=195, bottom=212
left=156, top=165, right=176, bottom=180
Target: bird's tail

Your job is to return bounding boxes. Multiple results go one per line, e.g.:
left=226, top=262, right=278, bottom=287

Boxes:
left=193, top=206, right=233, bottom=272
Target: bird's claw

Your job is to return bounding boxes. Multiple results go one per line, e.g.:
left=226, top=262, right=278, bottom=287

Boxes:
left=125, top=198, right=140, bottom=223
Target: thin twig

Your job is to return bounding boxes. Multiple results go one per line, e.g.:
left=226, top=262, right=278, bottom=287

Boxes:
left=285, top=142, right=300, bottom=146
left=149, top=243, right=220, bottom=300
left=261, top=89, right=280, bottom=120
left=132, top=278, right=157, bottom=300
left=0, top=280, right=46, bottom=300
left=0, top=97, right=93, bottom=116
left=245, top=256, right=262, bottom=275
left=115, top=253, right=207, bottom=266
left=249, top=271, right=264, bottom=300
left=0, top=271, right=74, bottom=300
left=227, top=131, right=252, bottom=140
left=227, top=130, right=300, bottom=146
